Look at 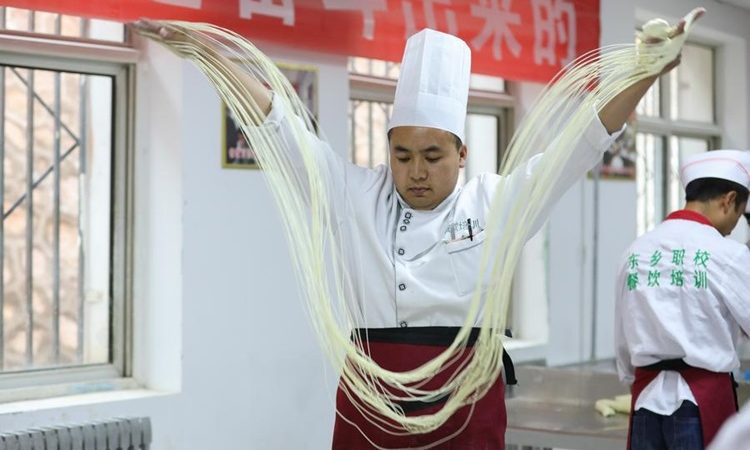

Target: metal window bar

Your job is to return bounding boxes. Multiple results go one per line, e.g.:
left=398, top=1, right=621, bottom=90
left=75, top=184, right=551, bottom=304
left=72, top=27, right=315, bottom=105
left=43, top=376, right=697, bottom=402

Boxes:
left=78, top=62, right=89, bottom=363
left=76, top=15, right=89, bottom=361
left=52, top=14, right=62, bottom=364
left=379, top=103, right=391, bottom=167
left=2, top=66, right=88, bottom=369
left=25, top=12, right=35, bottom=367
left=662, top=144, right=671, bottom=217
left=3, top=142, right=79, bottom=221
left=7, top=68, right=81, bottom=144
left=0, top=64, right=4, bottom=373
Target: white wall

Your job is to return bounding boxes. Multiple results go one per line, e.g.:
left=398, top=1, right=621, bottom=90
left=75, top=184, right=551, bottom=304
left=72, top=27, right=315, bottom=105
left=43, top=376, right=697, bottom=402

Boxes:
left=545, top=0, right=635, bottom=366
left=178, top=42, right=346, bottom=448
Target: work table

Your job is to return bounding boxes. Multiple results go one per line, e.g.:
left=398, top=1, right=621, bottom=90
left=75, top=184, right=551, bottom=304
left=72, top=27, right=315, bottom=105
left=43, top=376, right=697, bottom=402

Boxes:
left=506, top=362, right=750, bottom=450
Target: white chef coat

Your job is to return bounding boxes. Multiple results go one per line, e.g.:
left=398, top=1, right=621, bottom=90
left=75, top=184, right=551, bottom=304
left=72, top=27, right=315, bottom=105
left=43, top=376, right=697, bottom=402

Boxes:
left=256, top=94, right=620, bottom=328
left=708, top=401, right=750, bottom=450
left=615, top=213, right=750, bottom=415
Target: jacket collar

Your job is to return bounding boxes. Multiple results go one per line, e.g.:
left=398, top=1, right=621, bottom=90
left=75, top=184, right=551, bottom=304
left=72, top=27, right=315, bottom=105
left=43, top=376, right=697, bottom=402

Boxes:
left=664, top=209, right=713, bottom=227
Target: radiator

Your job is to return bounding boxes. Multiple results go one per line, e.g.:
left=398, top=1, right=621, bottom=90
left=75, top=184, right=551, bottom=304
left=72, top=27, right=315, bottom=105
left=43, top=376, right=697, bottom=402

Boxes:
left=0, top=417, right=151, bottom=450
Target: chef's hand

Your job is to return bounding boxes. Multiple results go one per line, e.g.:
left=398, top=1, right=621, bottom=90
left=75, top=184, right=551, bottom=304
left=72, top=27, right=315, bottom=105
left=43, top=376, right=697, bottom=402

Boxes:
left=599, top=7, right=705, bottom=134
left=640, top=7, right=706, bottom=76
left=131, top=18, right=273, bottom=120
left=131, top=19, right=182, bottom=42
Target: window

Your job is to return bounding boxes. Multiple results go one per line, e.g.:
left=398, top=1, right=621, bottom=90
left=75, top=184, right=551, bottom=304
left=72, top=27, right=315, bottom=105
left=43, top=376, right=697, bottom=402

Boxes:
left=347, top=57, right=517, bottom=330
left=0, top=7, right=126, bottom=43
left=635, top=42, right=719, bottom=234
left=0, top=7, right=133, bottom=392
left=347, top=57, right=512, bottom=184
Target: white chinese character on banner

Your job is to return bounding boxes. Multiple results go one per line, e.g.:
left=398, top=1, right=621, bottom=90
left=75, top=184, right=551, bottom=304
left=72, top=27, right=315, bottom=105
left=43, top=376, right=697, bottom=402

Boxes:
left=470, top=0, right=522, bottom=60
left=154, top=0, right=202, bottom=8
left=531, top=0, right=576, bottom=66
left=322, top=0, right=387, bottom=40
left=402, top=0, right=458, bottom=39
left=239, top=0, right=295, bottom=26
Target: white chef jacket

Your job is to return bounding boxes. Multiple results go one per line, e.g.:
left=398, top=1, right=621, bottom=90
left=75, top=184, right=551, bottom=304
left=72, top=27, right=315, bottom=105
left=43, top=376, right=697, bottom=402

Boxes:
left=615, top=213, right=750, bottom=415
left=257, top=94, right=621, bottom=328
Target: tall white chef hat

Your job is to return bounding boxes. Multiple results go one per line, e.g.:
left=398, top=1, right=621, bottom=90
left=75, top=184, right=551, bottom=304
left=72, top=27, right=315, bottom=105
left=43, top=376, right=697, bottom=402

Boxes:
left=387, top=29, right=471, bottom=143
left=680, top=150, right=750, bottom=195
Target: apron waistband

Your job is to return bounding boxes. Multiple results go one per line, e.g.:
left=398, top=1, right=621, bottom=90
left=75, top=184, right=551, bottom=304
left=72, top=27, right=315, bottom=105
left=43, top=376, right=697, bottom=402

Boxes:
left=639, top=358, right=691, bottom=371
left=637, top=358, right=738, bottom=408
left=351, top=327, right=517, bottom=413
left=352, top=326, right=483, bottom=346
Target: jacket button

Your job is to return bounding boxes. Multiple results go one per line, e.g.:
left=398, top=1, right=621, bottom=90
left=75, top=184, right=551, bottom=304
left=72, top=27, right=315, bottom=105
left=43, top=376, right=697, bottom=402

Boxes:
left=405, top=212, right=412, bottom=219
left=398, top=283, right=406, bottom=291
left=403, top=219, right=410, bottom=224
left=400, top=225, right=407, bottom=231
left=397, top=248, right=405, bottom=256
left=399, top=321, right=408, bottom=328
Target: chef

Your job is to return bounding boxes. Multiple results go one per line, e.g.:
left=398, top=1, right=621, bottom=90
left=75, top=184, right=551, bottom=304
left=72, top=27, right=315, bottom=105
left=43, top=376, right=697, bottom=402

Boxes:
left=134, top=17, right=685, bottom=449
left=326, top=26, right=680, bottom=447
left=615, top=150, right=750, bottom=449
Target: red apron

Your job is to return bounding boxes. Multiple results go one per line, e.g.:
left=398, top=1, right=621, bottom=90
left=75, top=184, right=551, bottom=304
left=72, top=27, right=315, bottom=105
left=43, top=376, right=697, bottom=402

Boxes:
left=331, top=327, right=511, bottom=450
left=626, top=361, right=738, bottom=449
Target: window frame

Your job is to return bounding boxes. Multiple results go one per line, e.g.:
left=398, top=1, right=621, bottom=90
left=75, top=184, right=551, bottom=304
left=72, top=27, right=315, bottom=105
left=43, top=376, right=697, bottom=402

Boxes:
left=635, top=41, right=721, bottom=234
left=348, top=72, right=515, bottom=172
left=348, top=68, right=541, bottom=341
left=0, top=31, right=136, bottom=395
left=0, top=7, right=131, bottom=46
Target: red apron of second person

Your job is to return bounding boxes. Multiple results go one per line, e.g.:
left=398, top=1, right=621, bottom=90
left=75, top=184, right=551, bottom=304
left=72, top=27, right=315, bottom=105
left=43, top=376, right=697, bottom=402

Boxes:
left=627, top=363, right=738, bottom=448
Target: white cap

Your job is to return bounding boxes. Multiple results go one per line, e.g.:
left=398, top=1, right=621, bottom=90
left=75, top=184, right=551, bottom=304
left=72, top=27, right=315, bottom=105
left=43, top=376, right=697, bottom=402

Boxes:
left=388, top=29, right=471, bottom=143
left=680, top=150, right=750, bottom=193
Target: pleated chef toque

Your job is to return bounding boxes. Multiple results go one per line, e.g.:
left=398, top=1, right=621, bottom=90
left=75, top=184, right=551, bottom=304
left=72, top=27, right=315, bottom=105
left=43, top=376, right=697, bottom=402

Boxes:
left=388, top=29, right=471, bottom=143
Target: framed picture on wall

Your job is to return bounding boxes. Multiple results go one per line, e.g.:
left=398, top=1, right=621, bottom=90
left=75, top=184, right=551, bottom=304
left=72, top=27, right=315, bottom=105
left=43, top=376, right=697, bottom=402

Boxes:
left=221, top=61, right=318, bottom=170
left=590, top=112, right=637, bottom=180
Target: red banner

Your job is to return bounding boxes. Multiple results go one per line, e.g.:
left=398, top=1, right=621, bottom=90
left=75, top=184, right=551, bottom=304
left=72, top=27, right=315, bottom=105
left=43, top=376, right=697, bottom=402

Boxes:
left=2, top=0, right=600, bottom=83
